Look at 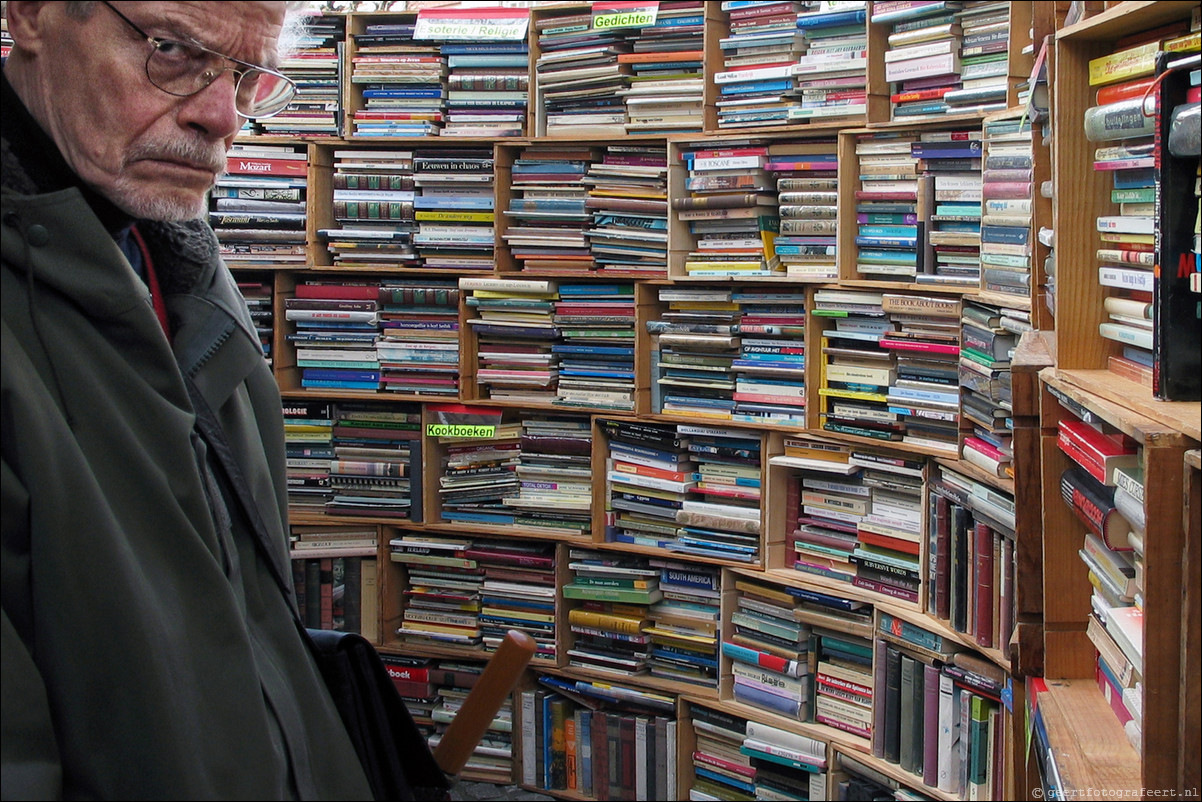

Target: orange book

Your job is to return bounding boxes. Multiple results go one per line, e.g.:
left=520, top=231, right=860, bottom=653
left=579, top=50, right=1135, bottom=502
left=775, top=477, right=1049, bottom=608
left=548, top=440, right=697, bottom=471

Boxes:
left=617, top=50, right=704, bottom=63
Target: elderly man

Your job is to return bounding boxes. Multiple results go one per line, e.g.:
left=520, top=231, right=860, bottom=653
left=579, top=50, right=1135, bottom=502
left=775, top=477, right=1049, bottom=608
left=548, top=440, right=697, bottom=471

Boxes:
left=1, top=3, right=373, bottom=798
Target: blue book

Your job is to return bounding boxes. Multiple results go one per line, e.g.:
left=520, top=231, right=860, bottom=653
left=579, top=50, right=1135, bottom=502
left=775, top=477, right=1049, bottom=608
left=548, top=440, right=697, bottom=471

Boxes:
left=1113, top=168, right=1155, bottom=189
left=696, top=766, right=756, bottom=795
left=733, top=678, right=803, bottom=716
left=797, top=7, right=867, bottom=28
left=440, top=43, right=528, bottom=54
left=447, top=54, right=530, bottom=68
left=719, top=79, right=794, bottom=95
left=302, top=368, right=381, bottom=382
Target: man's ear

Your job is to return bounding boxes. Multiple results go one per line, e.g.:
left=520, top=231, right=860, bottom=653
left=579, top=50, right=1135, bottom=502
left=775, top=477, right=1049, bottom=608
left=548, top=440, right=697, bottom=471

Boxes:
left=5, top=2, right=57, bottom=54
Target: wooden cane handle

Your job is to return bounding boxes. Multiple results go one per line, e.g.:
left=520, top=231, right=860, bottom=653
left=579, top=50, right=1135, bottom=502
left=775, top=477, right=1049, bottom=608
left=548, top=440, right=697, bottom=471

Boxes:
left=433, top=629, right=536, bottom=777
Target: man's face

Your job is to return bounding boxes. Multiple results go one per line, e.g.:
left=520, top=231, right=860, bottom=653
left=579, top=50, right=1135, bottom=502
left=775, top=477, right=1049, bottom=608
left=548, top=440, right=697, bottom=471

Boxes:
left=10, top=1, right=287, bottom=221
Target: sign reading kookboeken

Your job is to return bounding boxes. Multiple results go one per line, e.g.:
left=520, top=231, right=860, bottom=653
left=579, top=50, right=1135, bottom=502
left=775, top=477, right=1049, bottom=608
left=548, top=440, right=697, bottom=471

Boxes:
left=413, top=6, right=530, bottom=41
left=592, top=1, right=659, bottom=30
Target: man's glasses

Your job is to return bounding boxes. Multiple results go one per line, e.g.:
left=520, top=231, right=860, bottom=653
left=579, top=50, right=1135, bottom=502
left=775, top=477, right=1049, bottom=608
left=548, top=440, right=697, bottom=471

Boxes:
left=99, top=1, right=298, bottom=119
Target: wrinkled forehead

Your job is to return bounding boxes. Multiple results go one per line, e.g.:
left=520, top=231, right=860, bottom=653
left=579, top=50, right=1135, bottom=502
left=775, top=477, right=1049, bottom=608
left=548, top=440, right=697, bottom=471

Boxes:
left=117, top=1, right=289, bottom=68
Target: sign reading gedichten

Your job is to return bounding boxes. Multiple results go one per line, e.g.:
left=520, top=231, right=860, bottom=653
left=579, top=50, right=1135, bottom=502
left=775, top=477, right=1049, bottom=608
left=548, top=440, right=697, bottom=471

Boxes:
left=591, top=1, right=659, bottom=30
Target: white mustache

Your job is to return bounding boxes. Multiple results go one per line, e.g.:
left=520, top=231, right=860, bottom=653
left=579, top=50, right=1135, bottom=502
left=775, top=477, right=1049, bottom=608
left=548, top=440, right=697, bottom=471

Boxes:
left=127, top=139, right=227, bottom=174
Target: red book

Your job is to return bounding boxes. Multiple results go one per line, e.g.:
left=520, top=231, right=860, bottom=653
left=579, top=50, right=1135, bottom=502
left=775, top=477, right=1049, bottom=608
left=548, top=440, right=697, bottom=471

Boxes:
left=693, top=750, right=756, bottom=778
left=934, top=493, right=951, bottom=620
left=296, top=282, right=380, bottom=300
left=592, top=711, right=609, bottom=801
left=890, top=86, right=954, bottom=103
left=858, top=529, right=921, bottom=556
left=972, top=522, right=995, bottom=648
left=1095, top=75, right=1157, bottom=105
left=1057, top=419, right=1138, bottom=485
left=226, top=155, right=308, bottom=177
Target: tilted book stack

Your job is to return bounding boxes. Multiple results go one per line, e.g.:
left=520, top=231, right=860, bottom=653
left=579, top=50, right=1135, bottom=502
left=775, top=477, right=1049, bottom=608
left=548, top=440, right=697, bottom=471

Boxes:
left=440, top=41, right=529, bottom=138
left=349, top=20, right=445, bottom=138
left=917, top=129, right=984, bottom=288
left=213, top=143, right=308, bottom=267
left=724, top=577, right=813, bottom=720
left=583, top=145, right=670, bottom=277
left=617, top=1, right=706, bottom=134
left=980, top=112, right=1037, bottom=300
left=731, top=287, right=808, bottom=426
left=255, top=11, right=345, bottom=137
left=326, top=403, right=422, bottom=520
left=852, top=132, right=930, bottom=281
left=534, top=8, right=632, bottom=138
left=959, top=301, right=1019, bottom=478
left=787, top=2, right=870, bottom=125
left=767, top=138, right=840, bottom=281
left=503, top=145, right=600, bottom=274
left=715, top=1, right=808, bottom=130
left=552, top=283, right=638, bottom=410
left=375, top=278, right=461, bottom=397
left=462, top=277, right=561, bottom=404
left=873, top=0, right=966, bottom=121
left=321, top=148, right=418, bottom=269
left=943, top=0, right=1014, bottom=116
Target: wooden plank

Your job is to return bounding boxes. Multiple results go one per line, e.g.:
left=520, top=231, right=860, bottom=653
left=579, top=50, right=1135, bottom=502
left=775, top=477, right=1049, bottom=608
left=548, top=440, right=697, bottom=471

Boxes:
left=1056, top=1, right=1199, bottom=41
left=1059, top=369, right=1202, bottom=443
left=1038, top=679, right=1142, bottom=798
left=1180, top=452, right=1201, bottom=795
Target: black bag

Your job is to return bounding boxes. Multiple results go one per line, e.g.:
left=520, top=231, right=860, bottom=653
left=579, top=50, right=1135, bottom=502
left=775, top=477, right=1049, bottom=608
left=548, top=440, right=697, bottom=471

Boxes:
left=305, top=629, right=451, bottom=802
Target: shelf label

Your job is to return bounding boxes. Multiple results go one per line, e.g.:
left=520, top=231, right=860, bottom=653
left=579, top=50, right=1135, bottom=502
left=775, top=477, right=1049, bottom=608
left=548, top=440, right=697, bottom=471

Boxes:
left=426, top=403, right=504, bottom=439
left=414, top=7, right=530, bottom=41
left=592, top=1, right=659, bottom=30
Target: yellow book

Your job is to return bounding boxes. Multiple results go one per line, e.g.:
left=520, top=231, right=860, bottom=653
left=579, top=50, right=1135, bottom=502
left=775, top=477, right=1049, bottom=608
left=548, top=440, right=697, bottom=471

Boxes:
left=1089, top=41, right=1159, bottom=86
left=414, top=210, right=495, bottom=222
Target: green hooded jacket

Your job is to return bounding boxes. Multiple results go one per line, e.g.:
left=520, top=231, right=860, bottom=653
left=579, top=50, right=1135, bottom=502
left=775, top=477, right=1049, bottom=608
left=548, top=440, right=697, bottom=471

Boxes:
left=1, top=129, right=375, bottom=799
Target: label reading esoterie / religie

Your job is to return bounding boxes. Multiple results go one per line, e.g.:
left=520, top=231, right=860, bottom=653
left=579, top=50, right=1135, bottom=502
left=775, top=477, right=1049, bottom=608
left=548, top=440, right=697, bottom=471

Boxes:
left=592, top=1, right=659, bottom=30
left=413, top=7, right=530, bottom=41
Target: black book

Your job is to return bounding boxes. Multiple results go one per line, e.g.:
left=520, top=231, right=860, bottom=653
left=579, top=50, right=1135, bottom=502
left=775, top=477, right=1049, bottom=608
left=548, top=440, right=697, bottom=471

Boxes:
left=883, top=645, right=902, bottom=764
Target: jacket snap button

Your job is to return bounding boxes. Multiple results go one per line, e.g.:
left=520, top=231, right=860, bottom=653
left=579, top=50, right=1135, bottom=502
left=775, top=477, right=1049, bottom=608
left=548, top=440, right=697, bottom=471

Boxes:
left=27, top=224, right=50, bottom=246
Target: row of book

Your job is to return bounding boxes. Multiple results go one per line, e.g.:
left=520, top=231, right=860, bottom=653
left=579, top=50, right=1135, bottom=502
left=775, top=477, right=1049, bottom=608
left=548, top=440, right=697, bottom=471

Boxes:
left=282, top=399, right=423, bottom=520
left=602, top=420, right=763, bottom=564
left=433, top=413, right=594, bottom=537
left=461, top=278, right=638, bottom=409
left=213, top=143, right=309, bottom=268
left=285, top=277, right=461, bottom=396
left=565, top=548, right=721, bottom=688
left=503, top=143, right=670, bottom=277
left=389, top=533, right=558, bottom=659
left=520, top=676, right=679, bottom=799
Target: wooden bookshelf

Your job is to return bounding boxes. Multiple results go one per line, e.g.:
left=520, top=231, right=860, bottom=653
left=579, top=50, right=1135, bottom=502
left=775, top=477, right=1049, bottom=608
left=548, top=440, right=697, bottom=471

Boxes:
left=219, top=3, right=1202, bottom=796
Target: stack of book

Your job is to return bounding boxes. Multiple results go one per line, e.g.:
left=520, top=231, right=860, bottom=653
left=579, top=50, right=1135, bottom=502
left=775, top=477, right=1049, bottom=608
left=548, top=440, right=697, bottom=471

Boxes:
left=919, top=129, right=984, bottom=288
left=743, top=720, right=829, bottom=797
left=564, top=548, right=664, bottom=676
left=235, top=278, right=273, bottom=364
left=470, top=538, right=558, bottom=661
left=981, top=113, right=1037, bottom=299
left=1085, top=40, right=1162, bottom=370
left=676, top=143, right=782, bottom=277
left=435, top=422, right=523, bottom=526
left=255, top=11, right=344, bottom=137
left=583, top=145, right=670, bottom=277
left=213, top=144, right=308, bottom=268
left=440, top=41, right=529, bottom=137
left=349, top=20, right=445, bottom=137
left=714, top=1, right=806, bottom=130
left=689, top=704, right=753, bottom=800
left=462, top=277, right=560, bottom=404
left=511, top=413, right=594, bottom=537
left=943, top=0, right=1014, bottom=116
left=285, top=281, right=381, bottom=392
left=411, top=148, right=495, bottom=271
left=788, top=3, right=870, bottom=125
left=671, top=424, right=763, bottom=562
left=283, top=400, right=335, bottom=514
left=873, top=0, right=965, bottom=121
left=879, top=292, right=963, bottom=453
left=381, top=654, right=441, bottom=738
left=782, top=451, right=864, bottom=585
left=617, top=1, right=706, bottom=134
left=730, top=288, right=808, bottom=425
left=552, top=283, right=637, bottom=411
left=321, top=149, right=419, bottom=269
left=646, top=559, right=722, bottom=687
left=959, top=301, right=1018, bottom=478
left=812, top=626, right=874, bottom=741
left=814, top=289, right=896, bottom=442
left=848, top=448, right=926, bottom=604
left=326, top=403, right=422, bottom=520
left=602, top=418, right=696, bottom=552
left=503, top=145, right=599, bottom=274
left=767, top=138, right=840, bottom=281
left=724, top=576, right=811, bottom=720
left=534, top=9, right=631, bottom=137
left=375, top=278, right=460, bottom=397
left=852, top=132, right=929, bottom=281
left=647, top=286, right=741, bottom=419
left=390, top=535, right=484, bottom=647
